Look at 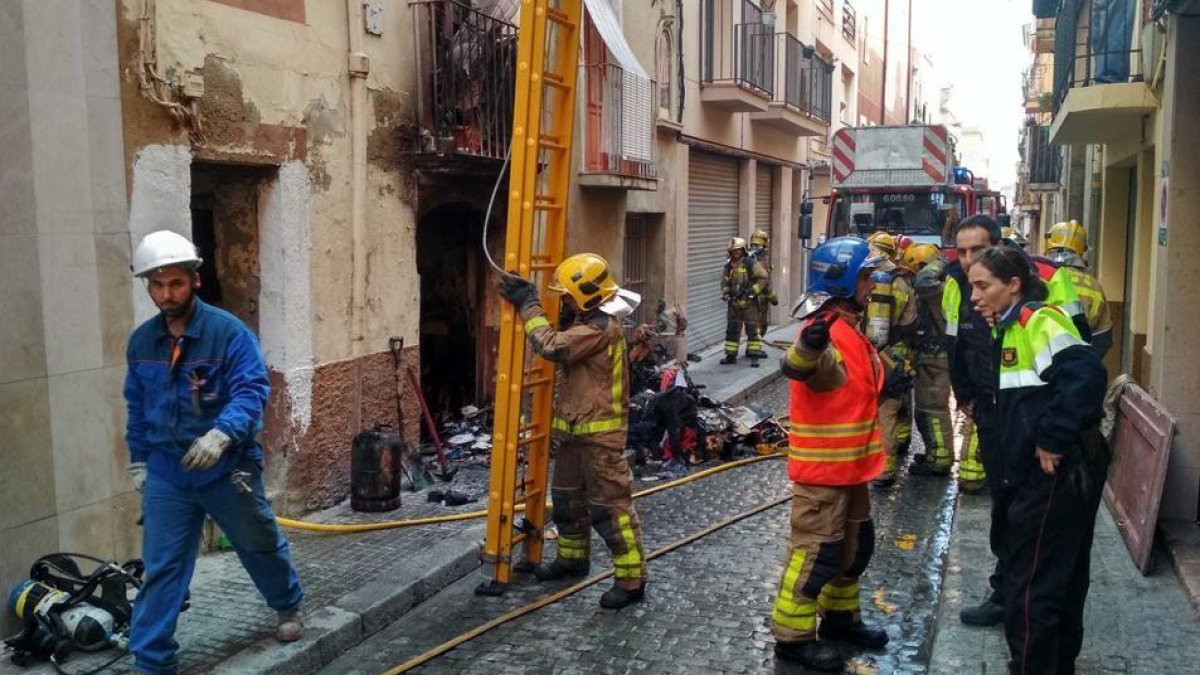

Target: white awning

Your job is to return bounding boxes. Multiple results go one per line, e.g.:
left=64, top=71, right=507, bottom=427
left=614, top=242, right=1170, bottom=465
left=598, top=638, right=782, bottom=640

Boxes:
left=582, top=0, right=648, bottom=78
left=583, top=0, right=653, bottom=162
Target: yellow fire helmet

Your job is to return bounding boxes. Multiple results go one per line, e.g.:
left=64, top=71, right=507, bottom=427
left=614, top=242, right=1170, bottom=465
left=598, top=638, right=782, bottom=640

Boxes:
left=1046, top=220, right=1088, bottom=256
left=750, top=229, right=770, bottom=248
left=900, top=242, right=941, bottom=273
left=866, top=231, right=898, bottom=259
left=547, top=253, right=619, bottom=311
left=728, top=236, right=748, bottom=253
left=1001, top=226, right=1029, bottom=248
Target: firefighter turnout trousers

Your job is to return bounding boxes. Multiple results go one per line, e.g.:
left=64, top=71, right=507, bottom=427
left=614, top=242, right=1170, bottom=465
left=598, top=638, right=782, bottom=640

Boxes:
left=726, top=305, right=764, bottom=358
left=957, top=414, right=988, bottom=488
left=1001, top=458, right=1107, bottom=674
left=877, top=395, right=909, bottom=480
left=913, top=351, right=953, bottom=470
left=549, top=437, right=647, bottom=589
left=773, top=483, right=874, bottom=641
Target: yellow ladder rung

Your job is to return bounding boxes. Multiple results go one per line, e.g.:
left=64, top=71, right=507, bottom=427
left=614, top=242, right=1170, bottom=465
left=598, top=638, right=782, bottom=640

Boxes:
left=523, top=376, right=552, bottom=388
left=539, top=136, right=567, bottom=152
left=534, top=201, right=563, bottom=212
left=543, top=74, right=570, bottom=91
left=546, top=8, right=574, bottom=27
left=517, top=433, right=549, bottom=447
left=529, top=262, right=558, bottom=272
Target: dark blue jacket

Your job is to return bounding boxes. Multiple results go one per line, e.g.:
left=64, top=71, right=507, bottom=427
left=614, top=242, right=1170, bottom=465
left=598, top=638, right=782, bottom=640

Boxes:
left=124, top=299, right=270, bottom=487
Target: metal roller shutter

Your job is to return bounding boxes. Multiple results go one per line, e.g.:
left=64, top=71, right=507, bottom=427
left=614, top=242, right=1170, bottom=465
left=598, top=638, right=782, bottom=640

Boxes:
left=756, top=164, right=773, bottom=235
left=686, top=152, right=741, bottom=350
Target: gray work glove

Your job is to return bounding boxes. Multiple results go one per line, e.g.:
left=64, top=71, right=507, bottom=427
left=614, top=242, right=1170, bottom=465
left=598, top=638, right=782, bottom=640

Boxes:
left=128, top=462, right=147, bottom=493
left=499, top=274, right=539, bottom=310
left=182, top=428, right=233, bottom=471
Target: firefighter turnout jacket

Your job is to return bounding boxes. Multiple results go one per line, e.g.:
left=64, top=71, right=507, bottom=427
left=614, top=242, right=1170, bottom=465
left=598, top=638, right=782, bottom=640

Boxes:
left=780, top=308, right=886, bottom=486
left=722, top=256, right=770, bottom=315
left=519, top=302, right=629, bottom=449
left=1060, top=265, right=1113, bottom=357
left=986, top=301, right=1107, bottom=485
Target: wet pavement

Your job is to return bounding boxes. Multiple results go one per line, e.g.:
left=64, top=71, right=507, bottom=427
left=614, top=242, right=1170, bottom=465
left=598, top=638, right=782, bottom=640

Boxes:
left=317, top=379, right=960, bottom=675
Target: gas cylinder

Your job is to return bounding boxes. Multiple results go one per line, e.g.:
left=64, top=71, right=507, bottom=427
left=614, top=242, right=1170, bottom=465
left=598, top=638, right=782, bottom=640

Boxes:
left=8, top=579, right=115, bottom=652
left=350, top=425, right=403, bottom=512
left=865, top=269, right=895, bottom=349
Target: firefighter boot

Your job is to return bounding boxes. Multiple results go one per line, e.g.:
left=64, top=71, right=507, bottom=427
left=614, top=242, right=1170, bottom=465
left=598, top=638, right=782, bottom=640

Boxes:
left=773, top=640, right=843, bottom=672
left=819, top=617, right=889, bottom=649
left=719, top=353, right=738, bottom=365
left=748, top=354, right=761, bottom=368
left=960, top=598, right=1005, bottom=627
left=599, top=583, right=644, bottom=609
left=533, top=559, right=590, bottom=582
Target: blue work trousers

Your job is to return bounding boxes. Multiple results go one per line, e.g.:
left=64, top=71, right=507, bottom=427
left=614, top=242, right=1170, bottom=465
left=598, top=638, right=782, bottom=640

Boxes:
left=130, top=459, right=303, bottom=674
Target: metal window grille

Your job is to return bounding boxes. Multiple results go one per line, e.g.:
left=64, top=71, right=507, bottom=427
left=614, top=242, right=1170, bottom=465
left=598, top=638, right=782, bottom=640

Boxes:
left=623, top=215, right=649, bottom=325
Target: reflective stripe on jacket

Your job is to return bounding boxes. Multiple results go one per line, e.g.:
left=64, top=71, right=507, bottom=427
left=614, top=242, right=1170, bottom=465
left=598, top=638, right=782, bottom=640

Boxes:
left=520, top=303, right=629, bottom=448
left=784, top=316, right=885, bottom=486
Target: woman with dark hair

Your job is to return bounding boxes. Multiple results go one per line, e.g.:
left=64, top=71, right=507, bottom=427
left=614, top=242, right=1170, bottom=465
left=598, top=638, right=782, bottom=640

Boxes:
left=967, top=246, right=1110, bottom=674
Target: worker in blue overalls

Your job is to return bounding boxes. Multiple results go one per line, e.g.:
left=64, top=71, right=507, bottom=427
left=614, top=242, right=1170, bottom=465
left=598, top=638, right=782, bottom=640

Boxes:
left=124, top=230, right=304, bottom=675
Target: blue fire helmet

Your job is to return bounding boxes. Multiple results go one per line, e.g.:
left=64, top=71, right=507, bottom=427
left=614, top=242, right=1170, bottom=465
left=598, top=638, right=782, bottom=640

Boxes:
left=807, top=236, right=885, bottom=298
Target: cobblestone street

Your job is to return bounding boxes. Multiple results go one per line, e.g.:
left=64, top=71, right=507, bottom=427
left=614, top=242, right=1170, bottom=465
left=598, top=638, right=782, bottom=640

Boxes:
left=317, top=379, right=960, bottom=675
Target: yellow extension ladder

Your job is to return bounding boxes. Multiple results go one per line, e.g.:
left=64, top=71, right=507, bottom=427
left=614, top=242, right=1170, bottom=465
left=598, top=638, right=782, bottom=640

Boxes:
left=476, top=0, right=582, bottom=596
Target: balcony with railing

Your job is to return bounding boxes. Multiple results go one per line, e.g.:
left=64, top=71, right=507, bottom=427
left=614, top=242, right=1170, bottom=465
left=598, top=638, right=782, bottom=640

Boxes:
left=750, top=34, right=832, bottom=136
left=409, top=0, right=516, bottom=165
left=1025, top=123, right=1060, bottom=190
left=700, top=0, right=774, bottom=112
left=1049, top=5, right=1156, bottom=145
left=1023, top=62, right=1053, bottom=114
left=579, top=63, right=657, bottom=190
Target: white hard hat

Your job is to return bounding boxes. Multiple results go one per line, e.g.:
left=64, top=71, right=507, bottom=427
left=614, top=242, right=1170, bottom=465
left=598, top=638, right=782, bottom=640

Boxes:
left=132, top=230, right=203, bottom=277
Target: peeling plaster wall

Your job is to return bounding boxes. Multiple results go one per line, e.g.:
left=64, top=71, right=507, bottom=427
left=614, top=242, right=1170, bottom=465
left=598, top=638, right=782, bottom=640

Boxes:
left=116, top=0, right=422, bottom=511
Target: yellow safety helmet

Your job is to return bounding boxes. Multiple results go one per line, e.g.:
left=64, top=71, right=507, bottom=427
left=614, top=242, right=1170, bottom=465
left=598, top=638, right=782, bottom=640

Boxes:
left=866, top=231, right=898, bottom=259
left=1046, top=220, right=1087, bottom=256
left=547, top=253, right=619, bottom=311
left=728, top=237, right=748, bottom=253
left=750, top=229, right=770, bottom=248
left=1001, top=226, right=1029, bottom=249
left=900, top=243, right=941, bottom=273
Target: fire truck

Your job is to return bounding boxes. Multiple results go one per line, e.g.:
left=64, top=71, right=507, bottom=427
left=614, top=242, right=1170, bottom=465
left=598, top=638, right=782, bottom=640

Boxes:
left=823, top=124, right=1005, bottom=248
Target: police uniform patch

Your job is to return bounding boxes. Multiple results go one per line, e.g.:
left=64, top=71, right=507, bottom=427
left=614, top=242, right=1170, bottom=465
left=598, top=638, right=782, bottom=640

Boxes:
left=1001, top=347, right=1018, bottom=367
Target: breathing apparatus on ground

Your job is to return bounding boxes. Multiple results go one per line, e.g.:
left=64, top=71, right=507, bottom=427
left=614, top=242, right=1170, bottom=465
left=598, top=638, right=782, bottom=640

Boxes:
left=5, top=553, right=144, bottom=675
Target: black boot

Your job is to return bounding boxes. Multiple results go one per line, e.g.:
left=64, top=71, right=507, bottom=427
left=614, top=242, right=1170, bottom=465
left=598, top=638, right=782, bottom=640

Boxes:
left=819, top=619, right=889, bottom=649
left=599, top=584, right=644, bottom=609
left=748, top=355, right=760, bottom=368
left=959, top=598, right=1005, bottom=626
left=773, top=641, right=843, bottom=671
left=719, top=354, right=737, bottom=365
left=532, top=560, right=589, bottom=582
left=909, top=456, right=951, bottom=476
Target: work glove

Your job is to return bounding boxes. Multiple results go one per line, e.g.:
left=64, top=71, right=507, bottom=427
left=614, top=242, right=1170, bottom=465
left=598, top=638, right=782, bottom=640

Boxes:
left=800, top=313, right=831, bottom=351
left=770, top=296, right=779, bottom=306
left=499, top=274, right=539, bottom=310
left=128, top=462, right=147, bottom=493
left=182, top=428, right=233, bottom=471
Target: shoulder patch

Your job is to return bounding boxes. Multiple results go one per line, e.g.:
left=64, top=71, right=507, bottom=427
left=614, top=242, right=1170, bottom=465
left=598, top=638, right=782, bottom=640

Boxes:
left=1018, top=302, right=1063, bottom=327
left=1001, top=347, right=1018, bottom=367
left=1033, top=260, right=1058, bottom=282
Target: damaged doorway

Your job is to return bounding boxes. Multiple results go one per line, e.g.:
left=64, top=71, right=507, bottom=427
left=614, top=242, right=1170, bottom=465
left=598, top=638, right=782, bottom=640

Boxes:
left=417, top=201, right=497, bottom=417
left=190, top=162, right=276, bottom=331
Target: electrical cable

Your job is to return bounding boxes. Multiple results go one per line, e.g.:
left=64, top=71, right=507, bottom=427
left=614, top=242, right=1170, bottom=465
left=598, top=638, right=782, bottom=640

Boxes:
left=276, top=453, right=784, bottom=533
left=481, top=144, right=513, bottom=276
left=379, top=492, right=791, bottom=674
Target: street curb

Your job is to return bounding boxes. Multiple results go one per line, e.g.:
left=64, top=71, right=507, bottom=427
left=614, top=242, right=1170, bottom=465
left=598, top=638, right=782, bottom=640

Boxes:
left=1160, top=520, right=1200, bottom=617
left=722, top=368, right=784, bottom=408
left=212, top=524, right=485, bottom=675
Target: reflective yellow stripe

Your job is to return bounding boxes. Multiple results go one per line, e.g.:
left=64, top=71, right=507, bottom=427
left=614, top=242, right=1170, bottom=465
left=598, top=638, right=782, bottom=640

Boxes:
left=524, top=316, right=550, bottom=333
left=613, top=514, right=643, bottom=580
left=557, top=536, right=590, bottom=560
left=929, top=417, right=950, bottom=466
left=774, top=549, right=818, bottom=632
left=551, top=416, right=627, bottom=436
left=788, top=446, right=880, bottom=462
left=786, top=347, right=814, bottom=370
left=959, top=429, right=986, bottom=480
left=790, top=420, right=875, bottom=435
left=896, top=421, right=912, bottom=443
left=818, top=582, right=860, bottom=612
left=610, top=340, right=624, bottom=416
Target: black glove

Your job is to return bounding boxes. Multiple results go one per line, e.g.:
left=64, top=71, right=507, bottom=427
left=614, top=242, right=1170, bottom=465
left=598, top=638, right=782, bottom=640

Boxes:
left=499, top=274, right=539, bottom=309
left=800, top=313, right=831, bottom=351
left=770, top=296, right=779, bottom=306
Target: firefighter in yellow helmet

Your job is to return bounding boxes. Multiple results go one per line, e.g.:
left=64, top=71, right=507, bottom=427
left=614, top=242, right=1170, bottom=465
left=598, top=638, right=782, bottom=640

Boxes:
left=1046, top=220, right=1113, bottom=356
left=900, top=243, right=955, bottom=477
left=1000, top=226, right=1029, bottom=250
left=498, top=254, right=647, bottom=609
left=721, top=237, right=771, bottom=367
left=860, top=234, right=918, bottom=486
left=748, top=229, right=779, bottom=342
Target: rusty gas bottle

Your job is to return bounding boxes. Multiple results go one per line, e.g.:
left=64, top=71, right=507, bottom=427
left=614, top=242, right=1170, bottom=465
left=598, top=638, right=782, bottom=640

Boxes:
left=350, top=424, right=403, bottom=512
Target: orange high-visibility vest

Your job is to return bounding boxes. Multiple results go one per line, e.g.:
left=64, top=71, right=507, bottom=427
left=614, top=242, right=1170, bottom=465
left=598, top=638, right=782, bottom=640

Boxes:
left=787, top=317, right=885, bottom=486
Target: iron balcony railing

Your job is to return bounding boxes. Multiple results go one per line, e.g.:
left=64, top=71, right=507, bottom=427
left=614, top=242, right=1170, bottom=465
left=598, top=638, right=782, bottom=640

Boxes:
left=701, top=0, right=774, bottom=96
left=1052, top=10, right=1144, bottom=114
left=777, top=34, right=833, bottom=123
left=816, top=0, right=835, bottom=16
left=581, top=63, right=657, bottom=179
left=410, top=0, right=517, bottom=160
left=1026, top=124, right=1060, bottom=187
left=842, top=0, right=857, bottom=42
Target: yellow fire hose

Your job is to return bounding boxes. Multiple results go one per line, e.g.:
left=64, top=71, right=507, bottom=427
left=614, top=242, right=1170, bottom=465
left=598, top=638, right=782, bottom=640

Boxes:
left=380, top=492, right=791, bottom=674
left=276, top=452, right=784, bottom=534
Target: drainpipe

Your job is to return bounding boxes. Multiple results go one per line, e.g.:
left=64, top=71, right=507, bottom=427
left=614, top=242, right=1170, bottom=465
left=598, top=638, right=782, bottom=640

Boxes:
left=347, top=0, right=369, bottom=356
left=880, top=0, right=889, bottom=125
